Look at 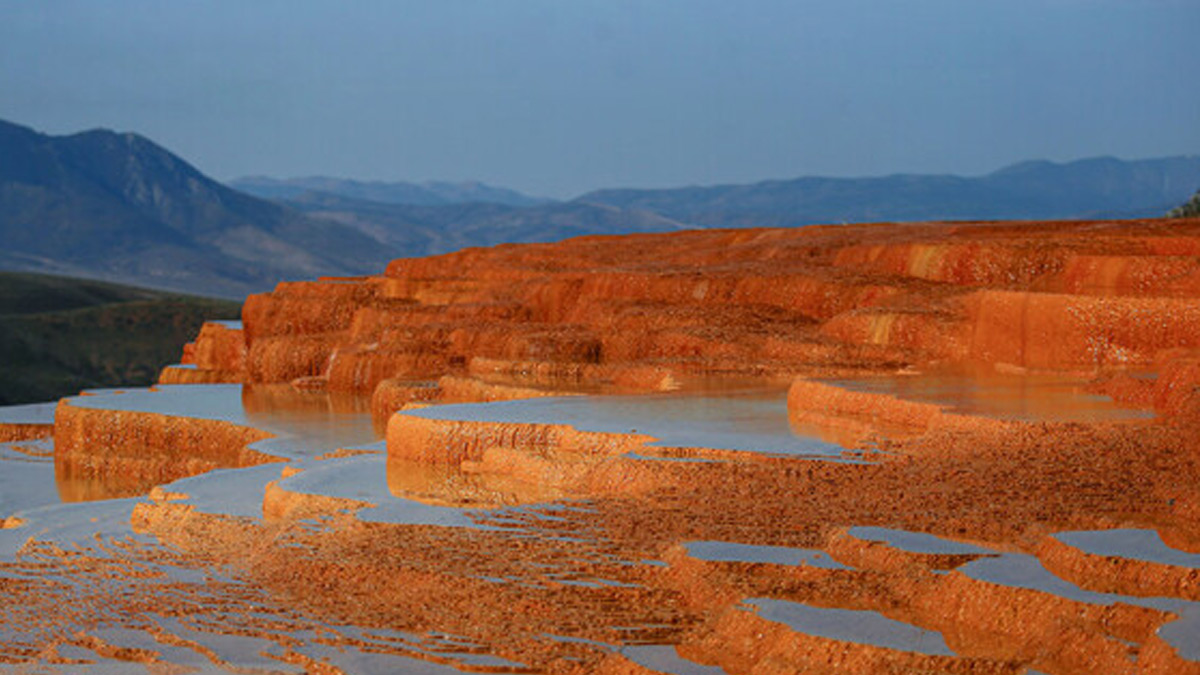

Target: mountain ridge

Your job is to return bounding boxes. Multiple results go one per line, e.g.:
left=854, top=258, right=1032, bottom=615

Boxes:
left=4, top=118, right=1199, bottom=300
left=575, top=155, right=1200, bottom=227
left=0, top=120, right=401, bottom=298
left=230, top=175, right=551, bottom=208
left=274, top=189, right=688, bottom=257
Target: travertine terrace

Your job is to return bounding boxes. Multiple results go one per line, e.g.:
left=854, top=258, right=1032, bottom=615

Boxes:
left=3, top=217, right=1200, bottom=673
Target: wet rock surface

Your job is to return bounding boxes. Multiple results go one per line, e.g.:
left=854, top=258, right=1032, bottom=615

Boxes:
left=3, top=218, right=1200, bottom=672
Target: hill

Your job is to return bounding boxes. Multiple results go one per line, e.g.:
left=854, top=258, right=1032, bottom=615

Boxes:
left=0, top=271, right=240, bottom=405
left=0, top=120, right=395, bottom=298
left=576, top=156, right=1200, bottom=227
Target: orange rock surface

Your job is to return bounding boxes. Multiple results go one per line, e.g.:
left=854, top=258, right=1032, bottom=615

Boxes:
left=5, top=217, right=1200, bottom=672
left=196, top=219, right=1200, bottom=403
left=53, top=398, right=282, bottom=498
left=158, top=321, right=246, bottom=384
left=0, top=421, right=53, bottom=442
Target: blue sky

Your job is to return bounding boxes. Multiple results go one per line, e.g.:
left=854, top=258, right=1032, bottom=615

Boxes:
left=2, top=0, right=1197, bottom=197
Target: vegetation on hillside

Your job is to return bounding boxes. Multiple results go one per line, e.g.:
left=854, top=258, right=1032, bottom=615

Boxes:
left=1168, top=189, right=1200, bottom=218
left=0, top=272, right=240, bottom=405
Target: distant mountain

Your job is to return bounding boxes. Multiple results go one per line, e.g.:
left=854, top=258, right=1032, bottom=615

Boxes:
left=576, top=156, right=1200, bottom=228
left=0, top=120, right=397, bottom=298
left=7, top=117, right=1199, bottom=300
left=230, top=175, right=550, bottom=208
left=277, top=190, right=687, bottom=257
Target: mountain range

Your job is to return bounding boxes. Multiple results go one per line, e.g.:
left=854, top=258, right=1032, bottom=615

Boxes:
left=0, top=119, right=392, bottom=298
left=578, top=156, right=1200, bottom=227
left=230, top=175, right=550, bottom=208
left=257, top=190, right=686, bottom=258
left=1, top=117, right=1198, bottom=299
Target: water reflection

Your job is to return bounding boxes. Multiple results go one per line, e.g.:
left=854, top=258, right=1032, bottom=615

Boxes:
left=241, top=384, right=379, bottom=455
left=823, top=366, right=1150, bottom=423
left=54, top=384, right=381, bottom=504
left=55, top=462, right=149, bottom=503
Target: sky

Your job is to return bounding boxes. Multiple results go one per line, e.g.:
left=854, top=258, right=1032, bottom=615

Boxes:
left=2, top=0, right=1198, bottom=198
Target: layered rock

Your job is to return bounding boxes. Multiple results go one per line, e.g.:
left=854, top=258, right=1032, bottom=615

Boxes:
left=9, top=216, right=1200, bottom=672
left=1037, top=534, right=1200, bottom=601
left=152, top=219, right=1200, bottom=420
left=158, top=321, right=246, bottom=384
left=53, top=399, right=281, bottom=498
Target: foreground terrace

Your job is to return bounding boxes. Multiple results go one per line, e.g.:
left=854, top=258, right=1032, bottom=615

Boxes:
left=3, top=218, right=1200, bottom=673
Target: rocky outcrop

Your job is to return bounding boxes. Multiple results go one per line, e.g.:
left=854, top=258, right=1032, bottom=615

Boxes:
left=149, top=219, right=1200, bottom=418
left=12, top=216, right=1200, bottom=672
left=387, top=413, right=651, bottom=466
left=261, top=478, right=372, bottom=522
left=689, top=605, right=1023, bottom=675
left=965, top=290, right=1200, bottom=371
left=370, top=374, right=570, bottom=427
left=1036, top=535, right=1200, bottom=601
left=823, top=528, right=990, bottom=572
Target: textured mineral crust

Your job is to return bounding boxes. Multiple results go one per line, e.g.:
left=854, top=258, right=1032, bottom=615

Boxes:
left=4, top=217, right=1200, bottom=673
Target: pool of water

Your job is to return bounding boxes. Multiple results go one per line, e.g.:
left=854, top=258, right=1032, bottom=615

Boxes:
left=684, top=541, right=849, bottom=569
left=1054, top=529, right=1200, bottom=568
left=0, top=401, right=57, bottom=426
left=962, top=553, right=1185, bottom=612
left=620, top=645, right=726, bottom=674
left=824, top=368, right=1151, bottom=422
left=0, top=441, right=56, bottom=520
left=742, top=598, right=954, bottom=656
left=40, top=385, right=380, bottom=508
left=848, top=527, right=996, bottom=556
left=279, top=454, right=488, bottom=529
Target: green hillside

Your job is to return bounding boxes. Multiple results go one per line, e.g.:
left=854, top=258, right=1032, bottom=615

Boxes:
left=0, top=272, right=240, bottom=405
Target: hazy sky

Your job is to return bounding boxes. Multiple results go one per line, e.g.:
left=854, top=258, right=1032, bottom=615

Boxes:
left=3, top=0, right=1198, bottom=197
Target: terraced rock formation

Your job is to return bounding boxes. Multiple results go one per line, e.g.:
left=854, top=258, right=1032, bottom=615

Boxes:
left=226, top=218, right=1200, bottom=400
left=3, top=216, right=1200, bottom=673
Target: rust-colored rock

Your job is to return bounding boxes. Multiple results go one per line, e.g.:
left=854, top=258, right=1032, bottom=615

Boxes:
left=787, top=378, right=1010, bottom=444
left=1037, top=535, right=1200, bottom=601
left=157, top=321, right=247, bottom=385
left=152, top=219, right=1200, bottom=413
left=0, top=422, right=52, bottom=443
left=387, top=412, right=650, bottom=466
left=261, top=478, right=371, bottom=522
left=7, top=217, right=1200, bottom=671
left=53, top=399, right=282, bottom=498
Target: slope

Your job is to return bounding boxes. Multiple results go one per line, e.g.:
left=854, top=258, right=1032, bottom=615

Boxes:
left=0, top=271, right=240, bottom=404
left=0, top=119, right=395, bottom=298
